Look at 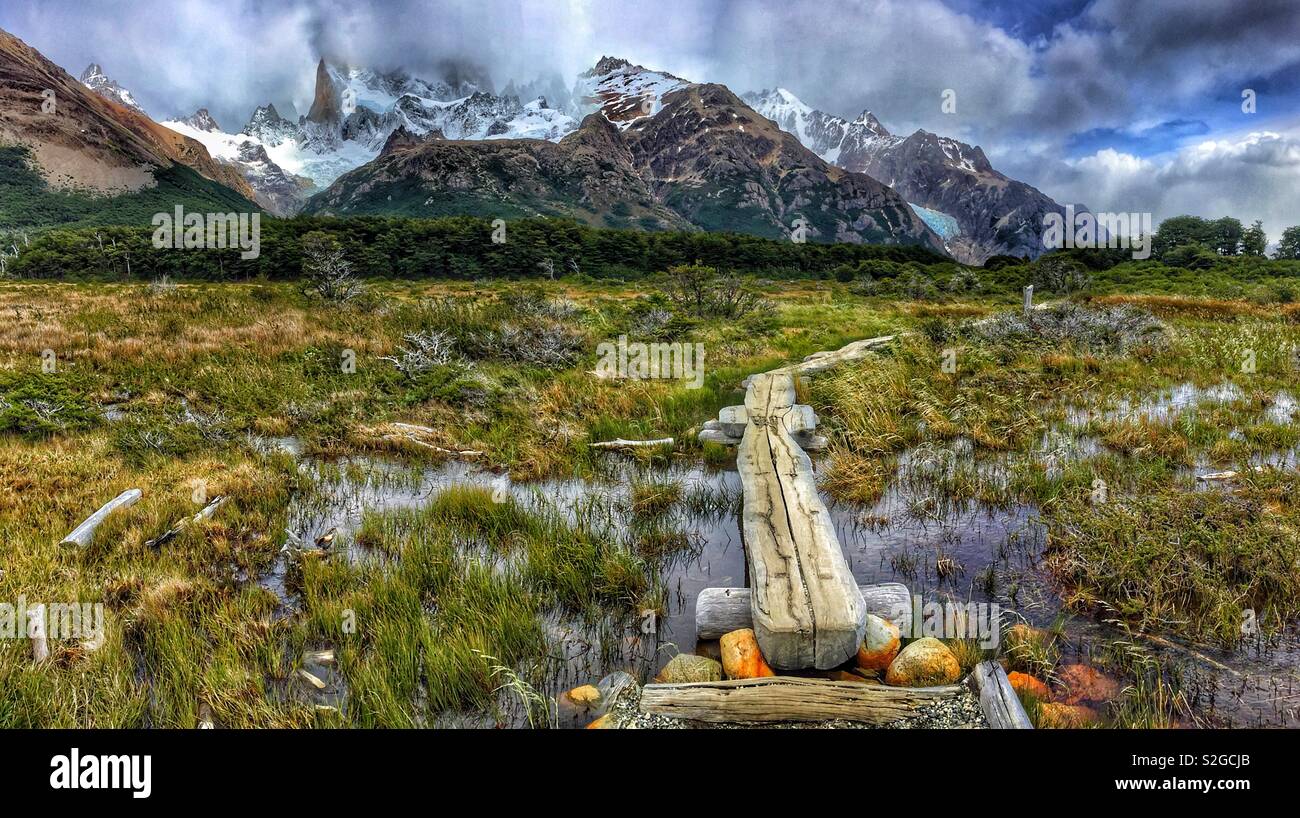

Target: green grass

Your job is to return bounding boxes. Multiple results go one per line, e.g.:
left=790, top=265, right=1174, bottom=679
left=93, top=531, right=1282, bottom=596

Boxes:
left=0, top=144, right=259, bottom=231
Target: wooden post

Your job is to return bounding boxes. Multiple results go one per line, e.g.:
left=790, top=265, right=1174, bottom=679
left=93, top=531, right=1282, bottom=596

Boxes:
left=1023, top=284, right=1034, bottom=316
left=735, top=373, right=865, bottom=669
left=970, top=660, right=1033, bottom=729
left=28, top=604, right=48, bottom=663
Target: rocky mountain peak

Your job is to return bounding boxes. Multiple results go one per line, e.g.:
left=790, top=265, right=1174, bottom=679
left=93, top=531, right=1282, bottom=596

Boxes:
left=177, top=107, right=221, bottom=132
left=853, top=110, right=889, bottom=137
left=78, top=61, right=146, bottom=114
left=306, top=58, right=340, bottom=124
left=586, top=56, right=632, bottom=77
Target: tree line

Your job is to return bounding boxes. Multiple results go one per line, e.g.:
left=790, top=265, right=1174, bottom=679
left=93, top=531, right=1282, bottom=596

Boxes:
left=1, top=215, right=947, bottom=282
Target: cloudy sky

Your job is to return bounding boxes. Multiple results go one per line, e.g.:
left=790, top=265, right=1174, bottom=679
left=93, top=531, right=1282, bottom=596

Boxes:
left=3, top=0, right=1298, bottom=239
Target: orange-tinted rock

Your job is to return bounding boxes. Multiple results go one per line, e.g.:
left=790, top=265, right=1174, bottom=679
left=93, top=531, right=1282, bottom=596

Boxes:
left=1056, top=664, right=1121, bottom=705
left=566, top=684, right=601, bottom=707
left=719, top=628, right=775, bottom=679
left=885, top=637, right=962, bottom=687
left=586, top=714, right=614, bottom=729
left=1006, top=671, right=1051, bottom=702
left=1038, top=702, right=1099, bottom=729
left=856, top=614, right=901, bottom=671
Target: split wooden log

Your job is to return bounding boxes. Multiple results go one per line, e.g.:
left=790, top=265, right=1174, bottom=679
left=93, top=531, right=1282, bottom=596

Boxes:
left=28, top=604, right=49, bottom=663
left=588, top=437, right=673, bottom=450
left=736, top=373, right=865, bottom=669
left=696, top=582, right=912, bottom=640
left=639, top=676, right=962, bottom=724
left=146, top=495, right=227, bottom=549
left=59, top=488, right=142, bottom=548
left=969, top=660, right=1033, bottom=729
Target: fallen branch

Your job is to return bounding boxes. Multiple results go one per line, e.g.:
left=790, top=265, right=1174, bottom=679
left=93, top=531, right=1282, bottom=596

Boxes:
left=59, top=489, right=143, bottom=548
left=376, top=423, right=484, bottom=457
left=588, top=437, right=673, bottom=450
left=146, top=495, right=227, bottom=549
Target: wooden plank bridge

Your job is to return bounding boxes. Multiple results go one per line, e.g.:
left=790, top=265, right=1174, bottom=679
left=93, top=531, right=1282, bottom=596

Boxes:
left=696, top=335, right=896, bottom=669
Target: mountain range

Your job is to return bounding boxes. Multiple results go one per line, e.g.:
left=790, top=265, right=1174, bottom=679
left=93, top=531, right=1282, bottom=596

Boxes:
left=0, top=25, right=1078, bottom=261
left=742, top=88, right=1073, bottom=264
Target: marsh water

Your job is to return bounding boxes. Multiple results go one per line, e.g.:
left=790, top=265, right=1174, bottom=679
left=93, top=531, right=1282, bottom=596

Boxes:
left=258, top=380, right=1300, bottom=728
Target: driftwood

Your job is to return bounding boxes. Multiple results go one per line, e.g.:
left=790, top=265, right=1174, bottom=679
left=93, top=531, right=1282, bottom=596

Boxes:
left=970, top=660, right=1033, bottom=729
left=735, top=373, right=865, bottom=669
left=380, top=423, right=484, bottom=457
left=59, top=488, right=143, bottom=547
left=639, top=676, right=961, bottom=724
left=146, top=495, right=227, bottom=548
left=696, top=582, right=913, bottom=640
left=28, top=604, right=49, bottom=663
left=741, top=335, right=896, bottom=388
left=588, top=437, right=673, bottom=450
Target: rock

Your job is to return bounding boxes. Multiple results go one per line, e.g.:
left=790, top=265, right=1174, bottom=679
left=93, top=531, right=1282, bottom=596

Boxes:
left=719, top=628, right=775, bottom=680
left=655, top=653, right=722, bottom=684
left=1038, top=702, right=1099, bottom=729
left=1056, top=664, right=1121, bottom=705
left=1006, top=671, right=1051, bottom=701
left=566, top=684, right=602, bottom=707
left=856, top=614, right=901, bottom=671
left=830, top=670, right=878, bottom=684
left=586, top=714, right=615, bottom=729
left=884, top=637, right=961, bottom=687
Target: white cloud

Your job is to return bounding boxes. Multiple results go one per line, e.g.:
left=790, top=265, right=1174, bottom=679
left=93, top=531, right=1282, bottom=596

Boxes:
left=1032, top=129, right=1300, bottom=241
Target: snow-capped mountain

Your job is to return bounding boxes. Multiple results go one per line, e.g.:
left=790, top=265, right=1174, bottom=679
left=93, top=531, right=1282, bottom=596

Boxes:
left=570, top=56, right=688, bottom=126
left=744, top=87, right=1070, bottom=263
left=163, top=58, right=581, bottom=214
left=305, top=57, right=945, bottom=253
left=79, top=62, right=146, bottom=115
left=175, top=108, right=222, bottom=132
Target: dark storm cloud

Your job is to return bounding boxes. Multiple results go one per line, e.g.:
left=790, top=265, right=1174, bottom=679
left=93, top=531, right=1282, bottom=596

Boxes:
left=1, top=0, right=1296, bottom=233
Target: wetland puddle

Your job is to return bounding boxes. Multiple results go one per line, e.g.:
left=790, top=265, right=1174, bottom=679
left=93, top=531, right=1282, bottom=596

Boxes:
left=260, top=382, right=1300, bottom=727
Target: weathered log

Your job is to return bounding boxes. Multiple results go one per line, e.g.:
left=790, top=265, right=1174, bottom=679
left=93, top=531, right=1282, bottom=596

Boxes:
left=59, top=488, right=143, bottom=548
left=970, top=660, right=1033, bottom=729
left=699, top=421, right=826, bottom=451
left=639, top=676, right=962, bottom=724
left=146, top=495, right=227, bottom=548
left=588, top=437, right=673, bottom=450
left=696, top=582, right=912, bottom=640
left=737, top=373, right=865, bottom=669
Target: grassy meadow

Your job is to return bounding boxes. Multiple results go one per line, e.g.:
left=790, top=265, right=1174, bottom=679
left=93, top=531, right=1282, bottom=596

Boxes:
left=1, top=268, right=1298, bottom=728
